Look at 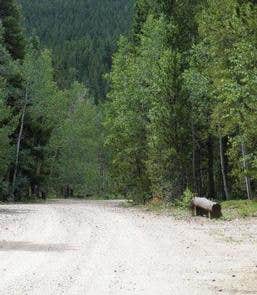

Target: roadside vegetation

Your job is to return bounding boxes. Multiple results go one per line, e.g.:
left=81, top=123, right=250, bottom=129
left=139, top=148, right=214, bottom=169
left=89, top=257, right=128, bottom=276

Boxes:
left=137, top=197, right=257, bottom=220
left=221, top=200, right=257, bottom=219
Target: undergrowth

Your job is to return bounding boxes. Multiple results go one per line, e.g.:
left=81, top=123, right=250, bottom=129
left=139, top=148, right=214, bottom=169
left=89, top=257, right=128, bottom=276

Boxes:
left=221, top=199, right=257, bottom=220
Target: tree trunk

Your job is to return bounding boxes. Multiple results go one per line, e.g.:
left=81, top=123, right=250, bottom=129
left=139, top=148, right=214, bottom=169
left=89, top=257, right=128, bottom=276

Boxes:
left=28, top=185, right=32, bottom=198
left=191, top=121, right=197, bottom=193
left=191, top=197, right=222, bottom=218
left=219, top=134, right=229, bottom=200
left=11, top=88, right=28, bottom=199
left=241, top=140, right=252, bottom=200
left=36, top=161, right=42, bottom=177
left=207, top=135, right=215, bottom=198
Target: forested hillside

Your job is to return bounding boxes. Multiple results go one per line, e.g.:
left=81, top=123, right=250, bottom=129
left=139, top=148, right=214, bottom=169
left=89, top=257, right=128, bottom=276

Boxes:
left=105, top=0, right=257, bottom=203
left=20, top=0, right=133, bottom=101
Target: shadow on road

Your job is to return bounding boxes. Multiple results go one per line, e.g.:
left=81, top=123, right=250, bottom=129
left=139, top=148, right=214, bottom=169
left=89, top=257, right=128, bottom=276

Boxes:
left=0, top=241, right=77, bottom=252
left=0, top=208, right=33, bottom=215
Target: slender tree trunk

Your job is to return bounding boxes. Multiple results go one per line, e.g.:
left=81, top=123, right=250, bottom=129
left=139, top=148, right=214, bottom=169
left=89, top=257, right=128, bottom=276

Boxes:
left=207, top=135, right=215, bottom=198
left=49, top=149, right=58, bottom=178
left=199, top=167, right=204, bottom=196
left=219, top=134, right=229, bottom=200
left=11, top=89, right=28, bottom=199
left=28, top=185, right=32, bottom=198
left=191, top=122, right=197, bottom=193
left=241, top=140, right=252, bottom=200
left=98, top=149, right=105, bottom=194
left=36, top=161, right=42, bottom=177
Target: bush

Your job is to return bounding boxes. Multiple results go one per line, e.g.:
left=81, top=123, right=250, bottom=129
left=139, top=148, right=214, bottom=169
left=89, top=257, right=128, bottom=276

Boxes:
left=179, top=188, right=195, bottom=209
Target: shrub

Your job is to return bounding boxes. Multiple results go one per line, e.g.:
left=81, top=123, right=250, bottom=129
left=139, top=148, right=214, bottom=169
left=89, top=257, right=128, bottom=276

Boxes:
left=179, top=188, right=195, bottom=208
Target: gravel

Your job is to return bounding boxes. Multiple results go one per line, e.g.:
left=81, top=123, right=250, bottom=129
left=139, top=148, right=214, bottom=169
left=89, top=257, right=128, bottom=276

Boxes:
left=0, top=199, right=257, bottom=295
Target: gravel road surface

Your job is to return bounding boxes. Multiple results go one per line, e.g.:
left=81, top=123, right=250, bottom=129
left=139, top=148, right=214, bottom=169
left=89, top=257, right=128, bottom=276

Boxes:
left=0, top=199, right=257, bottom=295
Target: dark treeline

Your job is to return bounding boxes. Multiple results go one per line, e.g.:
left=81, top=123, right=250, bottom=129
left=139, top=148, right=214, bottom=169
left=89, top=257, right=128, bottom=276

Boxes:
left=105, top=0, right=257, bottom=203
left=19, top=0, right=133, bottom=101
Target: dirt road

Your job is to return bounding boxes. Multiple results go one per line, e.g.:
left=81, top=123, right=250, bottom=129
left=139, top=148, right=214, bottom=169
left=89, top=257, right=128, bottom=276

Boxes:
left=0, top=199, right=257, bottom=295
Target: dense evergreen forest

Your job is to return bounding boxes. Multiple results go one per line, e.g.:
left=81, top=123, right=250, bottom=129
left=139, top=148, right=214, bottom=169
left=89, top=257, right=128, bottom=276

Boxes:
left=1, top=0, right=257, bottom=203
left=20, top=0, right=133, bottom=101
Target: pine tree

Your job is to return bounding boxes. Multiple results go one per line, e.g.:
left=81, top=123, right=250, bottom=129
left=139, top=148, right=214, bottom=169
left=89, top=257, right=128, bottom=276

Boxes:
left=0, top=0, right=26, bottom=60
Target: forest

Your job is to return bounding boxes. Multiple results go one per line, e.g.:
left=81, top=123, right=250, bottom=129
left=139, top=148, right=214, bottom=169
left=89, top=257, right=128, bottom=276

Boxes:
left=1, top=0, right=257, bottom=204
left=0, top=0, right=127, bottom=201
left=19, top=0, right=133, bottom=101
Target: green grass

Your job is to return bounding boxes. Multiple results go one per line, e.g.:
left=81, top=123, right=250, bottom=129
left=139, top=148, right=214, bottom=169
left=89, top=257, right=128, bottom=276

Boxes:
left=221, top=199, right=257, bottom=220
left=134, top=200, right=190, bottom=219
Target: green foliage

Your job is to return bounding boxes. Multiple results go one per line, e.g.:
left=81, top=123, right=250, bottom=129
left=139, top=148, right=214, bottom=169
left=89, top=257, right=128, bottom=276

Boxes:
left=20, top=0, right=133, bottom=100
left=23, top=47, right=61, bottom=123
left=12, top=45, right=65, bottom=197
left=105, top=15, right=173, bottom=203
left=48, top=82, right=106, bottom=196
left=0, top=0, right=118, bottom=201
left=106, top=0, right=257, bottom=203
left=106, top=2, right=200, bottom=202
left=0, top=88, right=15, bottom=192
left=0, top=22, right=19, bottom=200
left=189, top=0, right=257, bottom=197
left=0, top=0, right=26, bottom=59
left=179, top=188, right=195, bottom=209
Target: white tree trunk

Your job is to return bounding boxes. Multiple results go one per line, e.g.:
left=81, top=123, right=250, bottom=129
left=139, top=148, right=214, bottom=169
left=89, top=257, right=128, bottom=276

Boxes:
left=241, top=140, right=252, bottom=200
left=11, top=89, right=28, bottom=199
left=191, top=121, right=197, bottom=192
left=219, top=134, right=229, bottom=200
